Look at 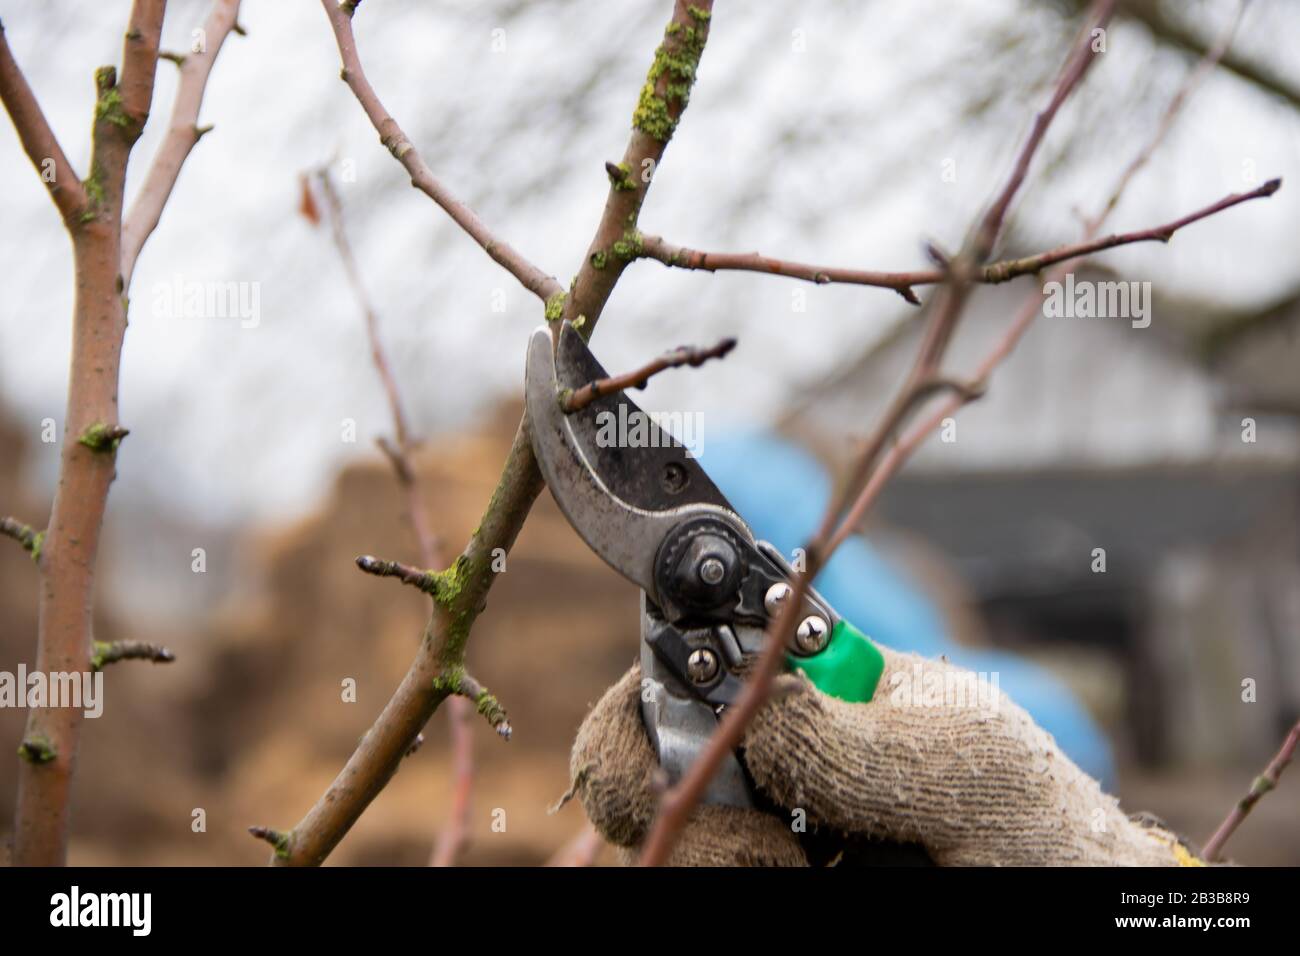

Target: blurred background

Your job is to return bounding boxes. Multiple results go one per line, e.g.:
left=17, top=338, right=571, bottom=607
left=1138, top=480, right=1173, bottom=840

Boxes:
left=1, top=0, right=1298, bottom=864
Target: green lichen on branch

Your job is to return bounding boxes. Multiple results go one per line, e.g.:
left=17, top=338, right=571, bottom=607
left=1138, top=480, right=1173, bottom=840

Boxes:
left=472, top=687, right=510, bottom=736
left=612, top=229, right=645, bottom=261
left=589, top=250, right=608, bottom=270
left=18, top=736, right=57, bottom=765
left=544, top=290, right=567, bottom=322
left=95, top=88, right=129, bottom=129
left=91, top=64, right=132, bottom=131
left=432, top=665, right=511, bottom=739
left=632, top=7, right=711, bottom=142
left=79, top=161, right=108, bottom=223
left=430, top=664, right=466, bottom=697
left=78, top=422, right=128, bottom=454
left=1, top=516, right=41, bottom=560
left=604, top=160, right=636, bottom=192
left=91, top=640, right=176, bottom=671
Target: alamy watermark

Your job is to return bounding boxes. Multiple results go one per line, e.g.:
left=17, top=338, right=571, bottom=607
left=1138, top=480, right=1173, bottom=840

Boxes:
left=594, top=405, right=705, bottom=455
left=0, top=665, right=103, bottom=718
left=888, top=663, right=1001, bottom=715
left=152, top=274, right=261, bottom=328
left=1042, top=272, right=1151, bottom=329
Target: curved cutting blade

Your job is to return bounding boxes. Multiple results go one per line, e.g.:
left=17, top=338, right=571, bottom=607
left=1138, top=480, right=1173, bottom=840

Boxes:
left=525, top=323, right=747, bottom=603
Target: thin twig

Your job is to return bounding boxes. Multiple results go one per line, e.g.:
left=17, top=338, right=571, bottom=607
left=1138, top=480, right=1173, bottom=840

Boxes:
left=0, top=21, right=88, bottom=223
left=303, top=164, right=473, bottom=866
left=121, top=0, right=243, bottom=284
left=355, top=554, right=439, bottom=593
left=1203, top=719, right=1300, bottom=862
left=434, top=671, right=512, bottom=741
left=309, top=169, right=447, bottom=567
left=429, top=694, right=474, bottom=866
left=637, top=0, right=1119, bottom=868
left=248, top=825, right=292, bottom=860
left=0, top=516, right=40, bottom=556
left=90, top=640, right=175, bottom=670
left=639, top=236, right=924, bottom=303
left=562, top=338, right=737, bottom=413
left=545, top=823, right=604, bottom=867
left=825, top=0, right=1259, bottom=556
left=319, top=0, right=562, bottom=303
left=642, top=195, right=1276, bottom=303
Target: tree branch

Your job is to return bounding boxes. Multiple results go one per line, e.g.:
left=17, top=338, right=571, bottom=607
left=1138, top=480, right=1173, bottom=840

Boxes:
left=8, top=0, right=237, bottom=864
left=561, top=2, right=713, bottom=330
left=1202, top=719, right=1300, bottom=862
left=121, top=0, right=243, bottom=284
left=1117, top=0, right=1300, bottom=112
left=432, top=670, right=512, bottom=741
left=546, top=823, right=604, bottom=867
left=354, top=554, right=440, bottom=593
left=267, top=0, right=716, bottom=867
left=562, top=337, right=736, bottom=413
left=303, top=164, right=473, bottom=865
left=825, top=0, right=1260, bottom=557
left=319, top=0, right=562, bottom=302
left=90, top=640, right=176, bottom=670
left=639, top=176, right=1279, bottom=300
left=637, top=0, right=1119, bottom=868
left=0, top=20, right=89, bottom=223
left=0, top=515, right=42, bottom=559
left=12, top=0, right=169, bottom=867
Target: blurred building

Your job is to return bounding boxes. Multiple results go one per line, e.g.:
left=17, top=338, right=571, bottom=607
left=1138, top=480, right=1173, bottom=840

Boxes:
left=782, top=269, right=1300, bottom=767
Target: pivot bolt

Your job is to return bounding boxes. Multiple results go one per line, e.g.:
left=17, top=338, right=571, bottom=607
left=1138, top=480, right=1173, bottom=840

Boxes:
left=794, top=616, right=830, bottom=655
left=764, top=582, right=792, bottom=617
left=699, top=557, right=726, bottom=585
left=686, top=647, right=720, bottom=684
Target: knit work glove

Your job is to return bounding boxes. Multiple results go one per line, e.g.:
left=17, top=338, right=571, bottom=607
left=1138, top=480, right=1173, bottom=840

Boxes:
left=569, top=650, right=1203, bottom=867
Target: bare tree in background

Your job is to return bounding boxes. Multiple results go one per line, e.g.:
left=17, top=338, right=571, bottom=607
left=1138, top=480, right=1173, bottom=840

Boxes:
left=0, top=0, right=241, bottom=866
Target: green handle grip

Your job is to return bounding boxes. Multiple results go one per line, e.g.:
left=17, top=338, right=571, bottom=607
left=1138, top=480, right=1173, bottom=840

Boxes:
left=786, top=618, right=883, bottom=704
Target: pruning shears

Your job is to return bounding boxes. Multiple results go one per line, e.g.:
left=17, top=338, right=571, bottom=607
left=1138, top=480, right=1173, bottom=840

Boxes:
left=526, top=322, right=885, bottom=808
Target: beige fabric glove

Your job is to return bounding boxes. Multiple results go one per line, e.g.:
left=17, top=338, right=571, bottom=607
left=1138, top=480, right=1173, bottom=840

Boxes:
left=569, top=649, right=1204, bottom=867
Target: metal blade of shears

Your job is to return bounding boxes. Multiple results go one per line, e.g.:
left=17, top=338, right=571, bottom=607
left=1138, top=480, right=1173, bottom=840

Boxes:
left=525, top=322, right=748, bottom=608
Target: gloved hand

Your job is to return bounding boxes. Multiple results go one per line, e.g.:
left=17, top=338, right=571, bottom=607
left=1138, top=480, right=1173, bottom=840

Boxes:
left=568, top=649, right=1203, bottom=866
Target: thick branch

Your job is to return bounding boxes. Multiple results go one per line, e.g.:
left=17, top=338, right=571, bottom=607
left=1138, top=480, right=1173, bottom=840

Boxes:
left=0, top=20, right=88, bottom=223
left=12, top=0, right=168, bottom=867
left=562, top=1, right=714, bottom=330
left=272, top=427, right=545, bottom=866
left=319, top=0, right=561, bottom=302
left=1202, top=719, right=1300, bottom=862
left=562, top=337, right=736, bottom=413
left=121, top=0, right=243, bottom=283
left=271, top=0, right=716, bottom=867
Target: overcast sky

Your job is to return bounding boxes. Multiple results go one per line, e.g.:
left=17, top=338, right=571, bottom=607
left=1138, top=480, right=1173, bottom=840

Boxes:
left=1, top=0, right=1297, bottom=526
